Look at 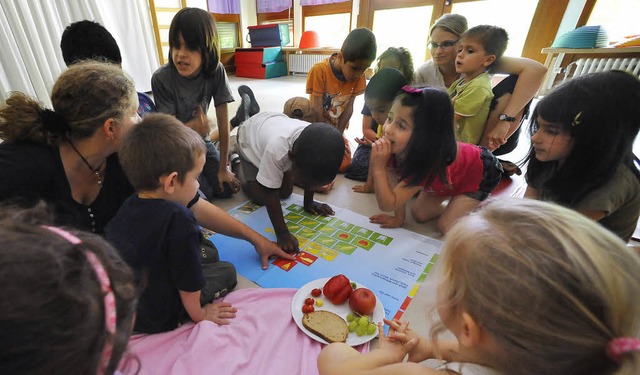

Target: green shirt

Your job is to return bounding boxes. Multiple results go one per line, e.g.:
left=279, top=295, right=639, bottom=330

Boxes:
left=448, top=72, right=494, bottom=145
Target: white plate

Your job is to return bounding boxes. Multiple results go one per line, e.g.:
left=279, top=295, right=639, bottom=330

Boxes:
left=291, top=277, right=385, bottom=346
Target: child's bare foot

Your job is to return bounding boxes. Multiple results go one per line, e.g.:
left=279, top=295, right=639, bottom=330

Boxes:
left=315, top=180, right=335, bottom=193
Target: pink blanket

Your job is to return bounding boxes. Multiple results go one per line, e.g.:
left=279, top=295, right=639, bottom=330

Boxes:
left=119, top=288, right=369, bottom=375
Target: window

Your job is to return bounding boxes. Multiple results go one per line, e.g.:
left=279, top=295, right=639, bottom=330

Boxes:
left=302, top=1, right=351, bottom=48
left=586, top=0, right=640, bottom=44
left=451, top=0, right=539, bottom=57
left=217, top=22, right=240, bottom=49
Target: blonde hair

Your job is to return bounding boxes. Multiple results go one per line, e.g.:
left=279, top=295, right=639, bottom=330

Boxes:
left=430, top=13, right=468, bottom=37
left=0, top=61, right=136, bottom=144
left=432, top=198, right=640, bottom=375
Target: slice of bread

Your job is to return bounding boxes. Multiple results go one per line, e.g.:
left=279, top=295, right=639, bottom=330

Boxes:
left=302, top=310, right=348, bottom=343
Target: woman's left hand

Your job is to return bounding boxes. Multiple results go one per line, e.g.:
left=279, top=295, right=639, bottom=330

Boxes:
left=218, top=168, right=240, bottom=194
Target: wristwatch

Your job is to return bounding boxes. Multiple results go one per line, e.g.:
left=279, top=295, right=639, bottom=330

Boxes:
left=499, top=113, right=517, bottom=122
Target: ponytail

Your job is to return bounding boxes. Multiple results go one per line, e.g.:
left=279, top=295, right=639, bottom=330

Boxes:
left=0, top=92, right=61, bottom=145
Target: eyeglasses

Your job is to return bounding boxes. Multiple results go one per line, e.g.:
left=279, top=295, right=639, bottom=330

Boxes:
left=428, top=40, right=459, bottom=49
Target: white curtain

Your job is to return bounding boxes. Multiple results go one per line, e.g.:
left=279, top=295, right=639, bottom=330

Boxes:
left=0, top=0, right=159, bottom=108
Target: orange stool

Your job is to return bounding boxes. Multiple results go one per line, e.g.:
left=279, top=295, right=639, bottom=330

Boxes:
left=299, top=30, right=320, bottom=49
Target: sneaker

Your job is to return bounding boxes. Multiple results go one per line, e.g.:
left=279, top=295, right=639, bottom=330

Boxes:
left=231, top=85, right=260, bottom=129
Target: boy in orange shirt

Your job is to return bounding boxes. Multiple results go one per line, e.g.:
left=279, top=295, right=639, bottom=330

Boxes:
left=306, top=28, right=377, bottom=173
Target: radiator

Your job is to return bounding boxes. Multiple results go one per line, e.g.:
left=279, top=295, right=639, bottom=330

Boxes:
left=562, top=57, right=640, bottom=81
left=542, top=56, right=640, bottom=95
left=288, top=53, right=330, bottom=74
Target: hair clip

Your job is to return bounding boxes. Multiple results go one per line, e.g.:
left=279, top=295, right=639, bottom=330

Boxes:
left=607, top=337, right=640, bottom=363
left=401, top=85, right=426, bottom=94
left=571, top=111, right=583, bottom=127
left=40, top=108, right=69, bottom=134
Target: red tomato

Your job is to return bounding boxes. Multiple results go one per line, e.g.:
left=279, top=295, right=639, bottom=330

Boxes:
left=311, top=288, right=322, bottom=297
left=304, top=297, right=315, bottom=305
left=322, top=274, right=352, bottom=305
left=302, top=304, right=315, bottom=313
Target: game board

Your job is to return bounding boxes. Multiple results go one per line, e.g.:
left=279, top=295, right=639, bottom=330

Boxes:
left=207, top=194, right=443, bottom=322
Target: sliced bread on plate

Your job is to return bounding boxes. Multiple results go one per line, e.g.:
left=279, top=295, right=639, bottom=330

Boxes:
left=302, top=310, right=348, bottom=343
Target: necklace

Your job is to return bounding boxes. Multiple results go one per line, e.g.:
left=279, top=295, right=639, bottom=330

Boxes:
left=67, top=140, right=104, bottom=188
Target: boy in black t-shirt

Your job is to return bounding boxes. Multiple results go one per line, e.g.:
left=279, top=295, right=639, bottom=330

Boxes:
left=106, top=113, right=237, bottom=333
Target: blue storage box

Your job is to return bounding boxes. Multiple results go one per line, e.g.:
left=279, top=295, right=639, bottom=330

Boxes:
left=246, top=24, right=290, bottom=47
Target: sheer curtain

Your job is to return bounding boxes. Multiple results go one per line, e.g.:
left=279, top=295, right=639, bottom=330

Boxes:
left=0, top=0, right=158, bottom=108
left=300, top=0, right=349, bottom=5
left=256, top=0, right=291, bottom=13
left=208, top=0, right=240, bottom=14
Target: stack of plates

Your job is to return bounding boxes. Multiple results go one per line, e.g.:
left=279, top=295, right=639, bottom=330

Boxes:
left=552, top=25, right=609, bottom=48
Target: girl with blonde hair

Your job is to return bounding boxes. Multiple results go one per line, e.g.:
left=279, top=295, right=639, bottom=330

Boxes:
left=319, top=198, right=640, bottom=375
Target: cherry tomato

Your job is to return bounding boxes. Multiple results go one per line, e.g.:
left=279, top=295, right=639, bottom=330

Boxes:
left=311, top=288, right=322, bottom=297
left=302, top=304, right=315, bottom=313
left=304, top=297, right=315, bottom=305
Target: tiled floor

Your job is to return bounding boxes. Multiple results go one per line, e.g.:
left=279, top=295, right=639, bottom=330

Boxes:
left=212, top=73, right=532, bottom=343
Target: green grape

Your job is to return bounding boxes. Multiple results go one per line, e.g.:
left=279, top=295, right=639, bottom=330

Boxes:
left=355, top=325, right=367, bottom=336
left=346, top=313, right=355, bottom=322
left=357, top=316, right=369, bottom=327
left=366, top=324, right=377, bottom=335
left=348, top=320, right=358, bottom=332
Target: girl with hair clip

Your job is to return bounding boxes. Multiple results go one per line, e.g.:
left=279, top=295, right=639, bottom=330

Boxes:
left=318, top=198, right=640, bottom=375
left=354, top=86, right=502, bottom=234
left=524, top=70, right=640, bottom=242
left=0, top=204, right=138, bottom=375
left=152, top=7, right=240, bottom=200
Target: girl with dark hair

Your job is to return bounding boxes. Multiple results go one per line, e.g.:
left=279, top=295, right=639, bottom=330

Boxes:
left=354, top=86, right=502, bottom=233
left=524, top=70, right=640, bottom=242
left=0, top=204, right=138, bottom=375
left=152, top=7, right=240, bottom=200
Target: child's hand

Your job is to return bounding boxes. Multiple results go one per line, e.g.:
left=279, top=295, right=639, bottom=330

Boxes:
left=384, top=318, right=434, bottom=363
left=375, top=322, right=419, bottom=362
left=202, top=300, right=237, bottom=325
left=352, top=183, right=373, bottom=193
left=253, top=236, right=296, bottom=269
left=485, top=122, right=510, bottom=151
left=304, top=201, right=334, bottom=216
left=369, top=213, right=403, bottom=228
left=190, top=105, right=211, bottom=137
left=218, top=168, right=240, bottom=193
left=370, top=138, right=393, bottom=170
left=355, top=137, right=374, bottom=147
left=276, top=231, right=300, bottom=254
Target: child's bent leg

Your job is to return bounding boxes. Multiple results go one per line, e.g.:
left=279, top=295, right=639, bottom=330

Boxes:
left=438, top=195, right=481, bottom=233
left=410, top=192, right=447, bottom=223
left=199, top=239, right=238, bottom=304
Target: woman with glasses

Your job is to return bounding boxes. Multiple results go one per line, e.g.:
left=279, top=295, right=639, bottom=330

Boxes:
left=415, top=14, right=546, bottom=165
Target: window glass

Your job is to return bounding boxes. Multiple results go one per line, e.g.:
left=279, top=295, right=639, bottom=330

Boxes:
left=451, top=0, right=540, bottom=57
left=305, top=13, right=350, bottom=47
left=587, top=0, right=640, bottom=44
left=218, top=22, right=239, bottom=49
left=372, top=6, right=433, bottom=65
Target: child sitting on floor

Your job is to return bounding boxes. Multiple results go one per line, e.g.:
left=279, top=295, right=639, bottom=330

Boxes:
left=0, top=204, right=137, bottom=375
left=448, top=25, right=508, bottom=145
left=318, top=198, right=640, bottom=375
left=306, top=27, right=377, bottom=173
left=106, top=114, right=237, bottom=334
left=233, top=86, right=345, bottom=254
left=354, top=86, right=502, bottom=233
left=524, top=70, right=640, bottom=242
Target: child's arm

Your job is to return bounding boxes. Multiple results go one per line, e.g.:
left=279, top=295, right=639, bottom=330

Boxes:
left=214, top=103, right=240, bottom=191
left=369, top=201, right=406, bottom=228
left=337, top=97, right=356, bottom=134
left=190, top=199, right=296, bottom=268
left=179, top=290, right=237, bottom=325
left=524, top=186, right=539, bottom=199
left=309, top=95, right=324, bottom=122
left=317, top=323, right=439, bottom=375
left=263, top=186, right=299, bottom=253
left=184, top=105, right=212, bottom=137
left=384, top=319, right=460, bottom=363
left=357, top=115, right=378, bottom=144
left=370, top=139, right=422, bottom=211
left=352, top=165, right=374, bottom=193
left=486, top=57, right=547, bottom=146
